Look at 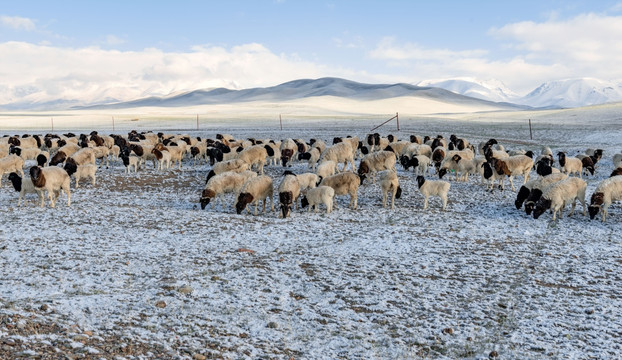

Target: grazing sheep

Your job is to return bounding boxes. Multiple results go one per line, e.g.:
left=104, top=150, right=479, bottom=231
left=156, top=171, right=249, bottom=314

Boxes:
left=316, top=160, right=337, bottom=181
left=67, top=164, right=97, bottom=188
left=557, top=151, right=583, bottom=178
left=399, top=154, right=431, bottom=175
left=438, top=153, right=479, bottom=182
left=320, top=142, right=356, bottom=172
left=358, top=150, right=396, bottom=184
left=235, top=175, right=274, bottom=215
left=49, top=143, right=81, bottom=166
left=490, top=155, right=534, bottom=191
left=68, top=147, right=96, bottom=166
left=29, top=166, right=71, bottom=208
left=0, top=154, right=25, bottom=186
left=533, top=177, right=587, bottom=221
left=310, top=138, right=326, bottom=154
left=190, top=142, right=208, bottom=166
left=205, top=159, right=250, bottom=183
left=481, top=161, right=505, bottom=190
left=574, top=154, right=596, bottom=176
left=319, top=171, right=361, bottom=210
left=300, top=186, right=335, bottom=214
left=535, top=156, right=559, bottom=177
left=585, top=148, right=604, bottom=163
left=151, top=148, right=171, bottom=170
left=237, top=145, right=268, bottom=174
left=298, top=147, right=322, bottom=170
left=515, top=172, right=568, bottom=211
left=431, top=147, right=446, bottom=172
left=8, top=172, right=43, bottom=206
left=278, top=172, right=301, bottom=218
left=280, top=139, right=298, bottom=167
left=378, top=170, right=402, bottom=209
left=296, top=172, right=320, bottom=192
left=588, top=175, right=622, bottom=222
left=200, top=170, right=257, bottom=210
left=416, top=175, right=450, bottom=210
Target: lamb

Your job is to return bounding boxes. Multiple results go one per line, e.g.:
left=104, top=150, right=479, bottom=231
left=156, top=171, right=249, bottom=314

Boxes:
left=320, top=142, right=356, bottom=172
left=316, top=160, right=337, bottom=180
left=588, top=175, right=622, bottom=222
left=357, top=150, right=396, bottom=184
left=120, top=153, right=141, bottom=173
left=319, top=171, right=361, bottom=210
left=234, top=175, right=274, bottom=215
left=0, top=154, right=25, bottom=186
left=278, top=172, right=301, bottom=218
left=8, top=172, right=43, bottom=206
left=481, top=161, right=505, bottom=191
left=29, top=165, right=71, bottom=208
left=237, top=145, right=268, bottom=174
left=515, top=172, right=568, bottom=211
left=533, top=177, right=587, bottom=220
left=574, top=154, right=595, bottom=176
left=300, top=186, right=335, bottom=214
left=205, top=159, right=250, bottom=183
left=557, top=151, right=583, bottom=178
left=378, top=170, right=402, bottom=209
left=416, top=175, right=450, bottom=210
left=296, top=172, right=320, bottom=192
left=298, top=147, right=322, bottom=170
left=399, top=154, right=431, bottom=175
left=151, top=148, right=171, bottom=170
left=200, top=170, right=257, bottom=210
left=489, top=155, right=534, bottom=191
left=64, top=164, right=97, bottom=188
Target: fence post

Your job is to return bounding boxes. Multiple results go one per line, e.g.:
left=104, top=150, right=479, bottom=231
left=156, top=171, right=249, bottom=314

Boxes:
left=280, top=114, right=283, bottom=131
left=112, top=116, right=115, bottom=131
left=197, top=114, right=199, bottom=130
left=529, top=119, right=533, bottom=140
left=396, top=112, right=399, bottom=131
left=51, top=117, right=54, bottom=132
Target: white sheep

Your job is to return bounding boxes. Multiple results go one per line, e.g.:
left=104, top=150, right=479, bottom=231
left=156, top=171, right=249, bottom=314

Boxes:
left=490, top=155, right=534, bottom=191
left=311, top=139, right=326, bottom=153
left=278, top=172, right=301, bottom=218
left=68, top=147, right=96, bottom=166
left=72, top=164, right=97, bottom=188
left=378, top=170, right=402, bottom=209
left=533, top=177, right=587, bottom=221
left=298, top=147, right=322, bottom=170
left=200, top=170, right=257, bottom=210
left=300, top=186, right=335, bottom=214
left=588, top=175, right=622, bottom=222
left=416, top=175, right=450, bottom=210
left=320, top=142, right=356, bottom=172
left=319, top=171, right=360, bottom=210
left=358, top=150, right=396, bottom=183
left=8, top=172, right=43, bottom=206
left=237, top=145, right=268, bottom=174
left=235, top=175, right=274, bottom=215
left=438, top=153, right=478, bottom=182
left=0, top=154, right=25, bottom=186
left=29, top=166, right=71, bottom=208
left=296, top=172, right=320, bottom=192
left=557, top=151, right=583, bottom=178
left=205, top=159, right=251, bottom=183
left=316, top=160, right=337, bottom=180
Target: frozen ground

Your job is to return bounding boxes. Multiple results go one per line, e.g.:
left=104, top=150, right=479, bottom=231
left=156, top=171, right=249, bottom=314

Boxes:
left=1, top=110, right=621, bottom=359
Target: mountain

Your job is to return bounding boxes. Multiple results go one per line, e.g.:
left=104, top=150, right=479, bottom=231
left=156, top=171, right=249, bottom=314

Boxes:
left=76, top=77, right=527, bottom=110
left=415, top=78, right=520, bottom=103
left=517, top=78, right=622, bottom=108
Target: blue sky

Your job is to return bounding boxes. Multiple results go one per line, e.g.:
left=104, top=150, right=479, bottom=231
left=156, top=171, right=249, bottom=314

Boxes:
left=1, top=0, right=622, bottom=104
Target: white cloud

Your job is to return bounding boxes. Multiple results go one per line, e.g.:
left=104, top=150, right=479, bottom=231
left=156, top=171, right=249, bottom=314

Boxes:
left=105, top=35, right=126, bottom=46
left=0, top=15, right=36, bottom=31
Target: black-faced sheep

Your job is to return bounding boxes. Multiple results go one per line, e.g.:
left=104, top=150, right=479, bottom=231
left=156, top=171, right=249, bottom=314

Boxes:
left=200, top=170, right=257, bottom=210
left=438, top=153, right=478, bottom=182
left=8, top=172, right=43, bottom=206
left=316, top=160, right=337, bottom=181
left=533, top=177, right=587, bottom=221
left=278, top=172, right=301, bottom=218
left=588, top=175, right=622, bottom=222
left=120, top=153, right=141, bottom=173
left=557, top=151, right=583, bottom=178
left=300, top=185, right=335, bottom=214
left=235, top=175, right=274, bottom=215
left=320, top=142, right=356, bottom=173
left=490, top=155, right=534, bottom=191
left=151, top=148, right=171, bottom=170
left=237, top=145, right=268, bottom=174
left=358, top=150, right=396, bottom=184
left=49, top=143, right=81, bottom=166
left=416, top=175, right=450, bottom=210
left=319, top=171, right=361, bottom=210
left=378, top=170, right=402, bottom=209
left=515, top=172, right=568, bottom=212
left=298, top=147, right=322, bottom=171
left=29, top=166, right=71, bottom=208
left=280, top=139, right=298, bottom=167
left=205, top=158, right=250, bottom=183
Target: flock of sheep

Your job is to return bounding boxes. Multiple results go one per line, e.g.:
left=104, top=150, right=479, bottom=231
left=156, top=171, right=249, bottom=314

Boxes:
left=1, top=130, right=621, bottom=222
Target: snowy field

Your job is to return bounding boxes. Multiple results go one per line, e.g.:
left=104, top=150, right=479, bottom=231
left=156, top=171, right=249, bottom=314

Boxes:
left=1, top=107, right=622, bottom=359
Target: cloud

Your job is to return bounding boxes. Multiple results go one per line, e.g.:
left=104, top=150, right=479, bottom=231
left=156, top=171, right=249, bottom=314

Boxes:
left=0, top=15, right=36, bottom=31
left=105, top=35, right=126, bottom=46
left=0, top=41, right=334, bottom=105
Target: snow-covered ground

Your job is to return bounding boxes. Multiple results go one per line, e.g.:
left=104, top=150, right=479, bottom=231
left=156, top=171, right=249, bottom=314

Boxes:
left=1, top=108, right=621, bottom=359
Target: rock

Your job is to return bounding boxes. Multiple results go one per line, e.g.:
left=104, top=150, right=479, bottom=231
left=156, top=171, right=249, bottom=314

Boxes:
left=178, top=285, right=193, bottom=294
left=155, top=300, right=166, bottom=308
left=442, top=327, right=454, bottom=335
left=489, top=350, right=499, bottom=358
left=267, top=322, right=278, bottom=329
left=39, top=304, right=49, bottom=312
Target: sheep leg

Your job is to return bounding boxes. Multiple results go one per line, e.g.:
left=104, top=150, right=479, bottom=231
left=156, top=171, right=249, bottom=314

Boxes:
left=382, top=191, right=388, bottom=208
left=91, top=175, right=96, bottom=186
left=75, top=178, right=80, bottom=189
left=390, top=191, right=395, bottom=210
left=509, top=176, right=516, bottom=192
left=441, top=194, right=448, bottom=211
left=326, top=200, right=332, bottom=214
left=423, top=196, right=429, bottom=210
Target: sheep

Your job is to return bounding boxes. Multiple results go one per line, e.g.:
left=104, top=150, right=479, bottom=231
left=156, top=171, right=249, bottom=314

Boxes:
left=319, top=171, right=360, bottom=210
left=585, top=148, right=604, bottom=163
left=278, top=172, right=301, bottom=218
left=205, top=159, right=250, bottom=183
left=120, top=153, right=141, bottom=173
left=399, top=154, right=431, bottom=175
left=338, top=136, right=359, bottom=160
left=91, top=146, right=110, bottom=168
left=438, top=153, right=479, bottom=182
left=541, top=146, right=553, bottom=157
left=320, top=142, right=356, bottom=172
left=357, top=150, right=396, bottom=184
left=0, top=154, right=25, bottom=186
left=200, top=170, right=257, bottom=210
left=29, top=166, right=71, bottom=208
left=588, top=175, right=622, bottom=222
left=416, top=175, right=450, bottom=210
left=296, top=172, right=319, bottom=192
left=298, top=147, right=322, bottom=170
left=49, top=143, right=81, bottom=166
left=237, top=145, right=268, bottom=174
left=65, top=164, right=97, bottom=188
left=515, top=172, right=568, bottom=212
left=431, top=147, right=446, bottom=172
left=300, top=186, right=335, bottom=214
left=8, top=172, right=43, bottom=206
left=190, top=142, right=208, bottom=166
left=264, top=141, right=280, bottom=166
left=535, top=156, right=559, bottom=177
left=533, top=177, right=587, bottom=220
left=316, top=160, right=337, bottom=181
left=234, top=175, right=274, bottom=215
left=404, top=143, right=433, bottom=159
left=557, top=151, right=583, bottom=178
left=36, top=152, right=49, bottom=167
left=378, top=170, right=402, bottom=209
left=280, top=139, right=298, bottom=167
left=154, top=143, right=184, bottom=169
left=151, top=148, right=171, bottom=170
left=489, top=155, right=534, bottom=191
left=9, top=146, right=41, bottom=161
left=574, top=154, right=596, bottom=176
left=67, top=147, right=96, bottom=167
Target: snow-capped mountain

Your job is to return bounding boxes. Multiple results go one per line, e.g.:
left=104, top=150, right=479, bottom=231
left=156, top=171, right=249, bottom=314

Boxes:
left=415, top=78, right=520, bottom=103
left=517, top=78, right=622, bottom=108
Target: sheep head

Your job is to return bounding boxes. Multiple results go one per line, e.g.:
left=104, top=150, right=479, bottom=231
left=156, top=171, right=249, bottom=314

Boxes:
left=49, top=151, right=67, bottom=166
left=395, top=186, right=402, bottom=199
left=37, top=154, right=48, bottom=167
left=279, top=191, right=293, bottom=218
left=452, top=154, right=462, bottom=163
left=8, top=172, right=22, bottom=192
left=300, top=196, right=309, bottom=208
left=524, top=189, right=543, bottom=215
left=557, top=152, right=566, bottom=167
left=200, top=189, right=215, bottom=210
left=235, top=193, right=254, bottom=214
left=205, top=170, right=216, bottom=184
left=399, top=155, right=410, bottom=170
left=515, top=186, right=531, bottom=209
left=416, top=175, right=425, bottom=189
left=63, top=158, right=78, bottom=176
left=588, top=192, right=604, bottom=219
left=29, top=166, right=45, bottom=188
left=438, top=168, right=448, bottom=179
left=532, top=198, right=552, bottom=219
